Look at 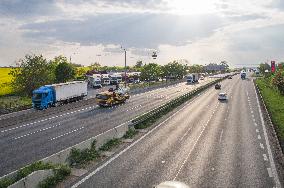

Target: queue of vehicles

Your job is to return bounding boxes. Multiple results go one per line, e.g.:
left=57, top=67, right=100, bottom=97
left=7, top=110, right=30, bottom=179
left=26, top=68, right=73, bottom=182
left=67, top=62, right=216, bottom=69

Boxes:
left=32, top=71, right=239, bottom=109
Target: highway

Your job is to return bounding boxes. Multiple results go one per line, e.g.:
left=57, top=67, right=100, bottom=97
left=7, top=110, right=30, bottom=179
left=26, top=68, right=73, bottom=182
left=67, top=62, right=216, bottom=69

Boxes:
left=72, top=75, right=281, bottom=188
left=0, top=78, right=214, bottom=176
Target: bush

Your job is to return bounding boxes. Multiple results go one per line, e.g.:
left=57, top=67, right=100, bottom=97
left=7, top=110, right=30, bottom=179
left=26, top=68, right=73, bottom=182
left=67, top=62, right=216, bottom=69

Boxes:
left=0, top=161, right=55, bottom=188
left=0, top=178, right=14, bottom=188
left=68, top=140, right=99, bottom=167
left=123, top=128, right=138, bottom=139
left=38, top=165, right=71, bottom=188
left=271, top=70, right=284, bottom=95
left=99, top=138, right=121, bottom=151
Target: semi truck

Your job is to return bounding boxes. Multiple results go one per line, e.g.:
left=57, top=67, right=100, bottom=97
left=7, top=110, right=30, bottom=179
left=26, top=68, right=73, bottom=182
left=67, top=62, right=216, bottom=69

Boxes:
left=87, top=75, right=102, bottom=88
left=32, top=81, right=88, bottom=109
left=186, top=73, right=199, bottom=84
left=101, top=74, right=110, bottom=85
left=110, top=74, right=123, bottom=85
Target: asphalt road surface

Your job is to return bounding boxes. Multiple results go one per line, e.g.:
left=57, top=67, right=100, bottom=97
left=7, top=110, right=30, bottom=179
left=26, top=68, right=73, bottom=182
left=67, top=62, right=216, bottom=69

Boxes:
left=0, top=78, right=214, bottom=176
left=72, top=75, right=281, bottom=188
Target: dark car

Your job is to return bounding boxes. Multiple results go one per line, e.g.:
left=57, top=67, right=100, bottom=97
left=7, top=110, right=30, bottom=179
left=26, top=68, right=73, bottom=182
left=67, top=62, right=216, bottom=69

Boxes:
left=228, top=76, right=232, bottom=79
left=215, top=83, right=221, bottom=89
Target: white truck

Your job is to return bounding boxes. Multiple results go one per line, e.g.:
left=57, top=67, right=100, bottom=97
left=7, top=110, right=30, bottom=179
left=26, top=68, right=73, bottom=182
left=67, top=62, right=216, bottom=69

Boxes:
left=87, top=74, right=102, bottom=88
left=110, top=74, right=123, bottom=85
left=186, top=73, right=199, bottom=84
left=32, top=81, right=88, bottom=109
left=101, top=74, right=110, bottom=85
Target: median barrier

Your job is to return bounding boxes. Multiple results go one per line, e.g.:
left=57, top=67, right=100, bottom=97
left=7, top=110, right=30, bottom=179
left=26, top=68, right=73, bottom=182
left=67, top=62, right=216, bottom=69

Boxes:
left=8, top=170, right=53, bottom=188
left=1, top=78, right=225, bottom=187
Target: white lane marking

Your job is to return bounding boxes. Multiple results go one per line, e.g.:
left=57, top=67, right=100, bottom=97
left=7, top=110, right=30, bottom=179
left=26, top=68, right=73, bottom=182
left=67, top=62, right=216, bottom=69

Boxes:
left=254, top=83, right=280, bottom=186
left=260, top=143, right=264, bottom=150
left=179, top=127, right=192, bottom=142
left=71, top=87, right=213, bottom=188
left=1, top=105, right=97, bottom=133
left=14, top=123, right=61, bottom=140
left=219, top=129, right=224, bottom=143
left=267, top=168, right=273, bottom=177
left=50, top=126, right=85, bottom=141
left=263, top=154, right=268, bottom=161
left=173, top=103, right=219, bottom=181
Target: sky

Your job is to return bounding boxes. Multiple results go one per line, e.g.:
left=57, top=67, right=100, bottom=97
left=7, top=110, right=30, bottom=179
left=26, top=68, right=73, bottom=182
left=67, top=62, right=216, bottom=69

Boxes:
left=0, top=0, right=284, bottom=68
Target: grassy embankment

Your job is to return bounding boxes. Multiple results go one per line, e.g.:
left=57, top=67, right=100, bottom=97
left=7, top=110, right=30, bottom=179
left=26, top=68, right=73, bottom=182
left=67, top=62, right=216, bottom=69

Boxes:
left=256, top=78, right=284, bottom=147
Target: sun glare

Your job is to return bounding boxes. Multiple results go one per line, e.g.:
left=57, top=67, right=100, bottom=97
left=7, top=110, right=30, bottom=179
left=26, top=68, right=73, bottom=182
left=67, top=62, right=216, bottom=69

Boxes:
left=167, top=0, right=218, bottom=15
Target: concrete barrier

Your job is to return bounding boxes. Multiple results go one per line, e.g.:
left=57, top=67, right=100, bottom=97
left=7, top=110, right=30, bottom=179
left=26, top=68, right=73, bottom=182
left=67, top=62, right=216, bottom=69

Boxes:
left=42, top=122, right=130, bottom=165
left=8, top=170, right=53, bottom=188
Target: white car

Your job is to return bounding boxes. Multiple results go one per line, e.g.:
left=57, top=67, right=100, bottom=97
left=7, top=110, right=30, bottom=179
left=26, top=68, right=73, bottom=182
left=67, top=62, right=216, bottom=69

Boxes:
left=218, top=92, right=228, bottom=100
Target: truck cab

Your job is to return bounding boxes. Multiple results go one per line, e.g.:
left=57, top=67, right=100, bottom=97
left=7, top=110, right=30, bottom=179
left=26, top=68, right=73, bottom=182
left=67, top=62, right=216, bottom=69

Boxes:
left=32, top=86, right=55, bottom=109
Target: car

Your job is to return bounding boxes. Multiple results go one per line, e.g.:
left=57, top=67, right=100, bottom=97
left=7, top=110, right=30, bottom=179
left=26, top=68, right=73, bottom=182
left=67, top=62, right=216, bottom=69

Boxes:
left=218, top=92, right=228, bottom=100
left=228, top=76, right=232, bottom=79
left=200, top=76, right=204, bottom=80
left=215, top=83, right=221, bottom=89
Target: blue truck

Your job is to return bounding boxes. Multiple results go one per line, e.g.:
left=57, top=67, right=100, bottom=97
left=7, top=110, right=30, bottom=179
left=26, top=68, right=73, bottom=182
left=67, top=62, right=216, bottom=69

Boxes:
left=32, top=81, right=88, bottom=109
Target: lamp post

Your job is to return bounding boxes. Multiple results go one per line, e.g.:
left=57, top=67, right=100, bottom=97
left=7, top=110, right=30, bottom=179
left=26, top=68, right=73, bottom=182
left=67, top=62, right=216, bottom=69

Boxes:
left=121, top=47, right=127, bottom=88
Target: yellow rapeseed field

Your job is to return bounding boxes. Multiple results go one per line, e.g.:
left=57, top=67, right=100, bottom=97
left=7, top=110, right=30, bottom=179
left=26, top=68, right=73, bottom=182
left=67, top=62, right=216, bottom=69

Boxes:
left=0, top=67, right=13, bottom=96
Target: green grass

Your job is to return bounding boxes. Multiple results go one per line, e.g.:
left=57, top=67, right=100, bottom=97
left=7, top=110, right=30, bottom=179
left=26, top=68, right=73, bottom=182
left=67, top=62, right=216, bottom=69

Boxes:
left=256, top=78, right=284, bottom=143
left=0, top=67, right=13, bottom=96
left=0, top=95, right=32, bottom=114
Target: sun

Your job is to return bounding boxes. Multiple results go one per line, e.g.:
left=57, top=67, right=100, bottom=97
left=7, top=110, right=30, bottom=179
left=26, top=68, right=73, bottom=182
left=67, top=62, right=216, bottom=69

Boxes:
left=166, top=0, right=218, bottom=15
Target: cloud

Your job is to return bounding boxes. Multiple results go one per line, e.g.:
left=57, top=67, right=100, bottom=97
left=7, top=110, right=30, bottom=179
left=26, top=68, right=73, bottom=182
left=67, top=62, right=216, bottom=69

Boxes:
left=269, top=0, right=284, bottom=10
left=20, top=13, right=223, bottom=48
left=0, top=0, right=60, bottom=19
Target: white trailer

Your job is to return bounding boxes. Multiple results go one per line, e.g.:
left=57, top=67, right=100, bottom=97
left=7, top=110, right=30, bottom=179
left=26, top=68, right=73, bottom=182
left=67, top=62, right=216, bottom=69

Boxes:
left=186, top=73, right=199, bottom=84
left=52, top=81, right=88, bottom=101
left=101, top=74, right=110, bottom=85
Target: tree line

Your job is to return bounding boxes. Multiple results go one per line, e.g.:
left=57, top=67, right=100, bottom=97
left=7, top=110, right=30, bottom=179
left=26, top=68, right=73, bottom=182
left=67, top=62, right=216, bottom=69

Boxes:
left=9, top=54, right=230, bottom=96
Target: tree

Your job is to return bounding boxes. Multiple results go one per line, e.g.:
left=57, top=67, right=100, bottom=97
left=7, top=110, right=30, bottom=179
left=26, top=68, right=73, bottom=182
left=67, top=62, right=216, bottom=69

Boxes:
left=187, top=64, right=204, bottom=73
left=9, top=54, right=54, bottom=96
left=54, top=56, right=76, bottom=83
left=161, top=61, right=187, bottom=80
left=134, top=61, right=143, bottom=71
left=259, top=63, right=270, bottom=74
left=271, top=70, right=284, bottom=95
left=140, top=63, right=162, bottom=81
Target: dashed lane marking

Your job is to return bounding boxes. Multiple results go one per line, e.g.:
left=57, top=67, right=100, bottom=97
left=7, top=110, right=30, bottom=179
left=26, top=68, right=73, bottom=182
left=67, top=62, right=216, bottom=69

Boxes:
left=260, top=143, right=264, bottom=150
left=14, top=123, right=61, bottom=140
left=263, top=154, right=268, bottom=161
left=267, top=168, right=273, bottom=177
left=50, top=127, right=85, bottom=141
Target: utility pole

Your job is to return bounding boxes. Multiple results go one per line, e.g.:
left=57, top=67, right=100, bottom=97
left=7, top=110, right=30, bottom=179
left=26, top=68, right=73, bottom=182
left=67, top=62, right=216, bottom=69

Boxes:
left=124, top=49, right=127, bottom=88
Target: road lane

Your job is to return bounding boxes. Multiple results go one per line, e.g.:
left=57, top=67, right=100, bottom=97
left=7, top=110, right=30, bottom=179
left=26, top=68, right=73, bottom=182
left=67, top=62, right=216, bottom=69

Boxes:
left=0, top=78, right=216, bottom=176
left=73, top=75, right=280, bottom=188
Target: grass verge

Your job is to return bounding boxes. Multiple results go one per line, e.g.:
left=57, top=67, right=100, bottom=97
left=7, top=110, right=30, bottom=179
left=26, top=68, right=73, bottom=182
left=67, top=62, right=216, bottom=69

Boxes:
left=0, top=95, right=31, bottom=115
left=256, top=78, right=284, bottom=147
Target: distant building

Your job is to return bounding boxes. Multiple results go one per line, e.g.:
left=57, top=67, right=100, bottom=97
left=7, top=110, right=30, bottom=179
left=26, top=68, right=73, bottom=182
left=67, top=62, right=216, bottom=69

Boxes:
left=205, top=64, right=226, bottom=71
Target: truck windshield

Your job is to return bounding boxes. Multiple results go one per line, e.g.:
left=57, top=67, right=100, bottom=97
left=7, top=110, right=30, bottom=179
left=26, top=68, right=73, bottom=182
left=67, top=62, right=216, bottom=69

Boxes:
left=33, top=93, right=42, bottom=100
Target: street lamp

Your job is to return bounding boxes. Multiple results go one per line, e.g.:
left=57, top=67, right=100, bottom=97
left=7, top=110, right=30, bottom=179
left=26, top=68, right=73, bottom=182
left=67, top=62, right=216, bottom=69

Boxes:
left=121, top=46, right=127, bottom=88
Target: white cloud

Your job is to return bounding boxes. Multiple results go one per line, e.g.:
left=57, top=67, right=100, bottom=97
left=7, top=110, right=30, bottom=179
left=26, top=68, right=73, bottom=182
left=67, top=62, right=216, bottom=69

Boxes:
left=0, top=0, right=284, bottom=67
